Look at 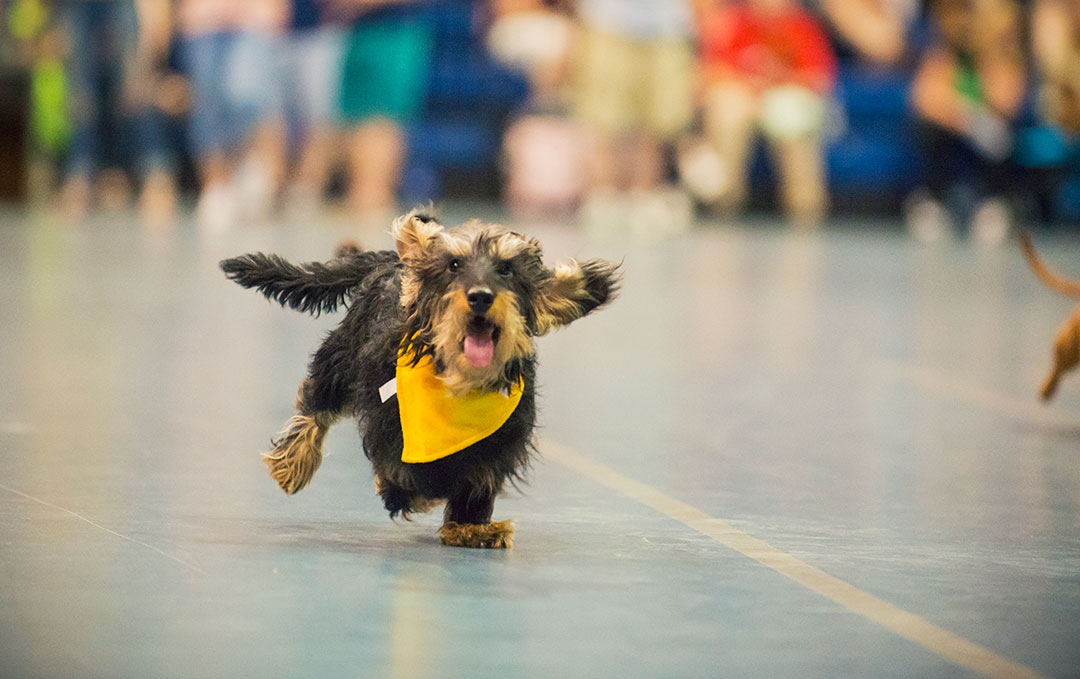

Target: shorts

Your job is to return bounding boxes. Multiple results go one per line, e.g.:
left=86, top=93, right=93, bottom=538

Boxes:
left=572, top=26, right=694, bottom=140
left=281, top=26, right=345, bottom=131
left=339, top=18, right=432, bottom=125
left=181, top=30, right=284, bottom=155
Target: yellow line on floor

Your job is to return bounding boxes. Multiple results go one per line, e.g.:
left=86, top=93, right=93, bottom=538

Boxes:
left=541, top=440, right=1047, bottom=679
left=874, top=361, right=1080, bottom=430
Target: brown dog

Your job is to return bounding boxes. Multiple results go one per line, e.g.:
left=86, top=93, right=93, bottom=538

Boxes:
left=1019, top=231, right=1080, bottom=400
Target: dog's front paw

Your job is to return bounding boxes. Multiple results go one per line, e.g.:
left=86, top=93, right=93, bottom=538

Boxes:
left=439, top=520, right=514, bottom=549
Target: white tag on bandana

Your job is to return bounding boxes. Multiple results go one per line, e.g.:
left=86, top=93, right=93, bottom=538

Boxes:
left=379, top=377, right=397, bottom=403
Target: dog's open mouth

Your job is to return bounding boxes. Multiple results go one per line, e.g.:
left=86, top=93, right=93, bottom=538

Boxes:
left=464, top=316, right=500, bottom=368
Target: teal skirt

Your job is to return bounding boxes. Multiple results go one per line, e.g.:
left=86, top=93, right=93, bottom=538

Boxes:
left=339, top=17, right=432, bottom=125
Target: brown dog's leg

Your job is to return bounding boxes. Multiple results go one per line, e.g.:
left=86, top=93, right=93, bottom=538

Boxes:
left=263, top=379, right=340, bottom=494
left=1042, top=305, right=1080, bottom=401
left=439, top=491, right=513, bottom=549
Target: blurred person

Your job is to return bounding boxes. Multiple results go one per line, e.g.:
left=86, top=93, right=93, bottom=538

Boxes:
left=572, top=0, right=696, bottom=240
left=1032, top=0, right=1080, bottom=135
left=177, top=0, right=288, bottom=230
left=1022, top=0, right=1080, bottom=220
left=9, top=0, right=71, bottom=205
left=327, top=0, right=432, bottom=219
left=692, top=0, right=837, bottom=227
left=487, top=0, right=573, bottom=106
left=487, top=0, right=585, bottom=214
left=906, top=0, right=1025, bottom=244
left=279, top=0, right=345, bottom=217
left=56, top=0, right=178, bottom=224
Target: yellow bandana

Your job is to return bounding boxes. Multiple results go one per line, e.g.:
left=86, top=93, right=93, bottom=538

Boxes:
left=395, top=352, right=524, bottom=464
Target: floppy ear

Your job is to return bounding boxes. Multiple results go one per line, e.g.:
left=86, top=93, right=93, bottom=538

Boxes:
left=392, top=211, right=443, bottom=261
left=534, top=258, right=622, bottom=335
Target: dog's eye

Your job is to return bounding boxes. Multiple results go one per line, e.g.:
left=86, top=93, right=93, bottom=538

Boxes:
left=448, top=258, right=462, bottom=273
left=496, top=261, right=513, bottom=277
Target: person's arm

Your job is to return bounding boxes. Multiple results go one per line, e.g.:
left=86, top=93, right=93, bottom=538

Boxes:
left=135, top=0, right=172, bottom=61
left=1032, top=0, right=1074, bottom=82
left=912, top=47, right=1013, bottom=159
left=911, top=47, right=969, bottom=132
left=972, top=0, right=1025, bottom=118
left=818, top=0, right=906, bottom=66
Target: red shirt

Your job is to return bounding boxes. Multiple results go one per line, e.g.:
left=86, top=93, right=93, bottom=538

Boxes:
left=699, top=3, right=837, bottom=93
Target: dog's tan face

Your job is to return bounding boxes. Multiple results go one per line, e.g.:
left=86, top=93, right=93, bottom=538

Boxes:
left=393, top=212, right=621, bottom=395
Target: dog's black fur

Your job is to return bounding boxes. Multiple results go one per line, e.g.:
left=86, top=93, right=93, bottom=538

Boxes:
left=221, top=211, right=620, bottom=545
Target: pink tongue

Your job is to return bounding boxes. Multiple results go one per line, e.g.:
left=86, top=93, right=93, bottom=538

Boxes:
left=464, top=332, right=495, bottom=368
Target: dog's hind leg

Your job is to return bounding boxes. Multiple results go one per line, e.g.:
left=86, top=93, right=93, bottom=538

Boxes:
left=1041, top=306, right=1080, bottom=401
left=439, top=489, right=513, bottom=549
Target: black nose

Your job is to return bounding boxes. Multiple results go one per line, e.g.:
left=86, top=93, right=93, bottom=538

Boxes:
left=467, top=288, right=494, bottom=313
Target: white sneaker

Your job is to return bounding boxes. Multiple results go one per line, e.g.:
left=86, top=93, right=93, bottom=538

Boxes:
left=579, top=189, right=625, bottom=240
left=628, top=187, right=693, bottom=243
left=195, top=181, right=238, bottom=233
left=904, top=191, right=952, bottom=244
left=282, top=184, right=322, bottom=223
left=969, top=197, right=1011, bottom=247
left=234, top=158, right=276, bottom=224
left=677, top=139, right=730, bottom=204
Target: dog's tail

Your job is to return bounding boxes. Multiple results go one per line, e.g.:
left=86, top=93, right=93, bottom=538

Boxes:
left=1019, top=231, right=1080, bottom=298
left=220, top=250, right=398, bottom=315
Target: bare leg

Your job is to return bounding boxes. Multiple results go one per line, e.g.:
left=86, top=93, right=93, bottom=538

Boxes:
left=199, top=149, right=231, bottom=190
left=703, top=81, right=758, bottom=213
left=769, top=132, right=828, bottom=227
left=346, top=118, right=405, bottom=213
left=237, top=119, right=287, bottom=220
left=629, top=132, right=664, bottom=191
left=585, top=129, right=620, bottom=193
left=294, top=125, right=337, bottom=196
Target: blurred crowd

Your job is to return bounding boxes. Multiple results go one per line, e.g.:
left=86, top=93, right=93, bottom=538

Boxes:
left=4, top=0, right=1080, bottom=242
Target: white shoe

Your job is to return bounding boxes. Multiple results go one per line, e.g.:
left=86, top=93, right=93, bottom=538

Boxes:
left=904, top=192, right=952, bottom=244
left=628, top=187, right=693, bottom=243
left=282, top=184, right=322, bottom=223
left=195, top=182, right=238, bottom=233
left=969, top=198, right=1011, bottom=247
left=678, top=140, right=730, bottom=204
left=579, top=190, right=625, bottom=240
left=234, top=159, right=276, bottom=224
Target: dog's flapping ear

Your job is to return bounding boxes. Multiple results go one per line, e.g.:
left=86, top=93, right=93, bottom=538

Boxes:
left=533, top=258, right=621, bottom=335
left=392, top=211, right=443, bottom=261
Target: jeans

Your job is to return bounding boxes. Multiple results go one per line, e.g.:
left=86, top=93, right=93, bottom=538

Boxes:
left=59, top=0, right=172, bottom=180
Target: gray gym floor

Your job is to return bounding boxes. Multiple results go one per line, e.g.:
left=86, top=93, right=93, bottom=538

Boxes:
left=1, top=205, right=1078, bottom=679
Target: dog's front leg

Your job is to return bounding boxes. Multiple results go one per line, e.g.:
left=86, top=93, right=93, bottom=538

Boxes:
left=439, top=490, right=513, bottom=549
left=262, top=378, right=342, bottom=494
left=263, top=327, right=359, bottom=493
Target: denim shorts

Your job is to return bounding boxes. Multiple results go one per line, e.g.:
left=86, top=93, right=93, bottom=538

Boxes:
left=181, top=31, right=285, bottom=155
left=281, top=26, right=345, bottom=131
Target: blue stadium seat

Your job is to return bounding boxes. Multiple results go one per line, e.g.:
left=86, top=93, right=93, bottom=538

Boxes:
left=401, top=1, right=529, bottom=201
